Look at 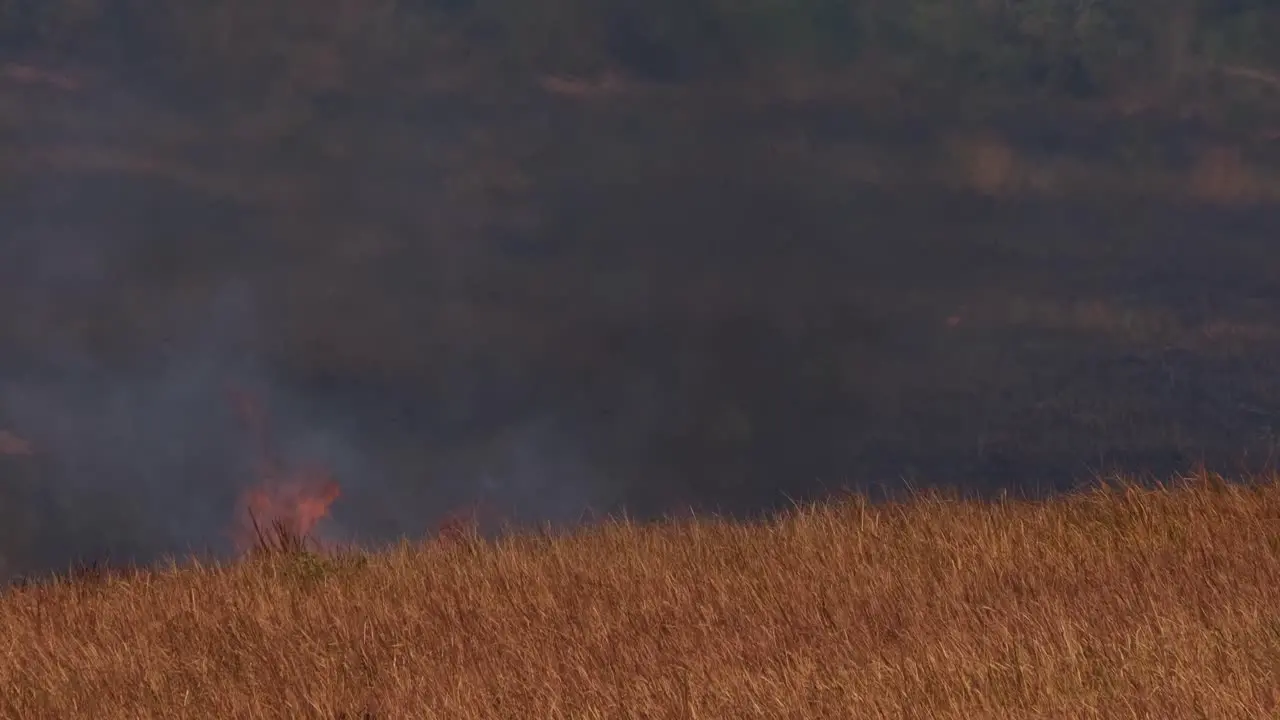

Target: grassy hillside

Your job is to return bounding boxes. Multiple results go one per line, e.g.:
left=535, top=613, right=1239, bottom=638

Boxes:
left=6, top=12, right=1280, bottom=711
left=2, top=474, right=1278, bottom=718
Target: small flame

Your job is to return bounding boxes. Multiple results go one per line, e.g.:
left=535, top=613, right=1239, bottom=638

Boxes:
left=236, top=469, right=341, bottom=552
left=227, top=386, right=341, bottom=553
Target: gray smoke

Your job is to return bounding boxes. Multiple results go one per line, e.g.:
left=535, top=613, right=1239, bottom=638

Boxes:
left=0, top=262, right=613, bottom=583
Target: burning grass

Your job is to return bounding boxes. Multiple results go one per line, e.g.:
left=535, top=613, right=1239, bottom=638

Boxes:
left=1, top=474, right=1279, bottom=718
left=227, top=385, right=342, bottom=555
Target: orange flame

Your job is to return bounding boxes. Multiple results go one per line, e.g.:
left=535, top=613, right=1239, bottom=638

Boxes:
left=237, top=469, right=341, bottom=551
left=227, top=386, right=341, bottom=553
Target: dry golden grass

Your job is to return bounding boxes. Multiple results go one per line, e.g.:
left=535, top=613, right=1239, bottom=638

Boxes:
left=3, top=475, right=1280, bottom=718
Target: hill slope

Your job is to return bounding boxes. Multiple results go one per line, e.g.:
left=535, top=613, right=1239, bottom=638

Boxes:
left=2, top=475, right=1278, bottom=718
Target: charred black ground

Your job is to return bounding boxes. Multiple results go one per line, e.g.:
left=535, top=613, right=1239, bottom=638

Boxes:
left=3, top=0, right=1280, bottom=582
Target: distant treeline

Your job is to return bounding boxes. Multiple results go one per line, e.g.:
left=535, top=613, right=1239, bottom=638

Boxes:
left=1, top=0, right=1278, bottom=100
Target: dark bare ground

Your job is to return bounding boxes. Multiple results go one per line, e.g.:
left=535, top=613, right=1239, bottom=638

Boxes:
left=3, top=81, right=1280, bottom=577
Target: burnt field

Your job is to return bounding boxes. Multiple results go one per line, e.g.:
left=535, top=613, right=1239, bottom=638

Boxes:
left=3, top=78, right=1280, bottom=581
